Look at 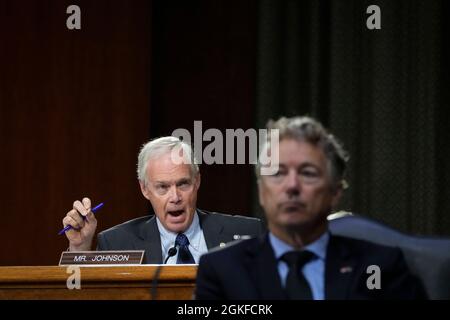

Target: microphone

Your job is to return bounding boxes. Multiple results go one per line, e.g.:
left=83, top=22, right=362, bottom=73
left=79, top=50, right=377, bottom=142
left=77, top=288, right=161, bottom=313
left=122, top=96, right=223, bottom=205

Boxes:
left=152, top=244, right=178, bottom=299
left=164, top=246, right=178, bottom=264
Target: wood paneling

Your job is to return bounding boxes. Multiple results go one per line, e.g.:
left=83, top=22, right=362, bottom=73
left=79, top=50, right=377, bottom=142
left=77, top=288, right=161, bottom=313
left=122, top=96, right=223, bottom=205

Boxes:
left=0, top=0, right=258, bottom=266
left=0, top=0, right=152, bottom=265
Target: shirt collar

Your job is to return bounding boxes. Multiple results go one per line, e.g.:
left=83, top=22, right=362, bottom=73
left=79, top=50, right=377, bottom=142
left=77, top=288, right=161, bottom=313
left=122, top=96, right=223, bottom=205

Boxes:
left=156, top=210, right=202, bottom=250
left=269, top=230, right=329, bottom=261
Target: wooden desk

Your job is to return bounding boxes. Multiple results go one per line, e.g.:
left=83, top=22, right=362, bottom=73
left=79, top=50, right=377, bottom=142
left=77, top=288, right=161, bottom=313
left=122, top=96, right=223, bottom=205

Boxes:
left=0, top=265, right=197, bottom=300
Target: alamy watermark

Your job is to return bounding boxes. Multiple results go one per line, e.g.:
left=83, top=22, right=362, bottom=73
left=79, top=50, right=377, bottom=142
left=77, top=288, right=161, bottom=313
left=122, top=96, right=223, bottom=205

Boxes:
left=66, top=265, right=81, bottom=289
left=170, top=121, right=279, bottom=176
left=366, top=264, right=381, bottom=290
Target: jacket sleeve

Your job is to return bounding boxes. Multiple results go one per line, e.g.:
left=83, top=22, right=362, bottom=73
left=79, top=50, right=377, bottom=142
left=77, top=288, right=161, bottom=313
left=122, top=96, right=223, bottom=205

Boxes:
left=96, top=232, right=110, bottom=251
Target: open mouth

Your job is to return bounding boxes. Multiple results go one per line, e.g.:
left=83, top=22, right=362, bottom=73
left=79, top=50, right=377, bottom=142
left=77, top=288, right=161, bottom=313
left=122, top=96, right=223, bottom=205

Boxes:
left=167, top=209, right=184, bottom=217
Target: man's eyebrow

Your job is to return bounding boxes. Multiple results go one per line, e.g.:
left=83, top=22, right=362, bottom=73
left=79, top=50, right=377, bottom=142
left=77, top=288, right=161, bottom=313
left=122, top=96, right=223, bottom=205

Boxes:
left=153, top=177, right=191, bottom=184
left=154, top=180, right=170, bottom=185
left=299, top=162, right=320, bottom=169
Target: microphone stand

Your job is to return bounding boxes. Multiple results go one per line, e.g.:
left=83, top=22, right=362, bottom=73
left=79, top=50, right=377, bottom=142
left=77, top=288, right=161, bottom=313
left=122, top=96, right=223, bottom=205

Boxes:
left=151, top=245, right=178, bottom=300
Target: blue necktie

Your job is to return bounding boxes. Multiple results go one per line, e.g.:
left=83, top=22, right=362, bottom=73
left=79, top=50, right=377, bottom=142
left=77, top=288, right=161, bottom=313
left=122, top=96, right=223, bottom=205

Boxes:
left=280, top=250, right=315, bottom=300
left=175, top=233, right=195, bottom=264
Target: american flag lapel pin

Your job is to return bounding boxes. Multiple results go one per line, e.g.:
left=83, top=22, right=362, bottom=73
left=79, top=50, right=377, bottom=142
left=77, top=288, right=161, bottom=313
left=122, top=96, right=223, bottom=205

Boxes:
left=340, top=266, right=353, bottom=274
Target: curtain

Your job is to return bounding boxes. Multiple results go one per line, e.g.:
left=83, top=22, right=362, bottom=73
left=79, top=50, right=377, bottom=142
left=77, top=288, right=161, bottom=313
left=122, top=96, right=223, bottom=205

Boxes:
left=254, top=0, right=450, bottom=236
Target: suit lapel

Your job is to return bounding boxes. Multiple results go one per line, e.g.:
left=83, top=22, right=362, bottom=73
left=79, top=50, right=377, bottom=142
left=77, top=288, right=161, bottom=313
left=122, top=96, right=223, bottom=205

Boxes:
left=198, top=210, right=224, bottom=249
left=325, top=235, right=357, bottom=299
left=244, top=234, right=286, bottom=299
left=136, top=215, right=163, bottom=264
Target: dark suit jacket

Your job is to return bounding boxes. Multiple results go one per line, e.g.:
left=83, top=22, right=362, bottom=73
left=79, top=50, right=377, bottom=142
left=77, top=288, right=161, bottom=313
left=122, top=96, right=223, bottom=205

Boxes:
left=195, top=233, right=427, bottom=300
left=96, top=209, right=264, bottom=264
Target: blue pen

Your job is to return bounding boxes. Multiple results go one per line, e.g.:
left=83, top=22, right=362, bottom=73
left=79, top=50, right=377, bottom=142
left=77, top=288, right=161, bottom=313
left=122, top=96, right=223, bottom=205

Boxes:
left=58, top=202, right=104, bottom=235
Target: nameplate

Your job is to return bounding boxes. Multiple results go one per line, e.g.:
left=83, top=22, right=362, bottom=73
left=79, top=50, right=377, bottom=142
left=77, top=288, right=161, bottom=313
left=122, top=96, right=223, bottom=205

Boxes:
left=59, top=250, right=144, bottom=265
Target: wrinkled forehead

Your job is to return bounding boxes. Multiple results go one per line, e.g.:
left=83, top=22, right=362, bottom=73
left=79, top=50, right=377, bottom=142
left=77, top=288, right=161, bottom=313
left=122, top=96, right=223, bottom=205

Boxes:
left=146, top=151, right=194, bottom=182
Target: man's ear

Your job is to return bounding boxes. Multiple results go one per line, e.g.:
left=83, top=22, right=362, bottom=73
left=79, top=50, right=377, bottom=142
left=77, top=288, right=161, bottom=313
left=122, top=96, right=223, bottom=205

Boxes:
left=195, top=173, right=201, bottom=190
left=139, top=180, right=151, bottom=201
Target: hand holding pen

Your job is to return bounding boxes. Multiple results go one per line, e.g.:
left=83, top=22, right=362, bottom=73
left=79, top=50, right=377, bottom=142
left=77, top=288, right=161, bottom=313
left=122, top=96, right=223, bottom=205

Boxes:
left=60, top=197, right=102, bottom=251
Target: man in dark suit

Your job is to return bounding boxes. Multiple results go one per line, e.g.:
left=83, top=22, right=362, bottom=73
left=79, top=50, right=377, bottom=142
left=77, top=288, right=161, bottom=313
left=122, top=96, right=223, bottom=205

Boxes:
left=61, top=136, right=263, bottom=264
left=96, top=209, right=262, bottom=264
left=195, top=116, right=426, bottom=299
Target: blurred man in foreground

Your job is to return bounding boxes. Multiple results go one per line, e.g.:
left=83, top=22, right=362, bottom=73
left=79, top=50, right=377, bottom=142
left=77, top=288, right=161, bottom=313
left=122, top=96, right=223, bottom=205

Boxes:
left=195, top=116, right=426, bottom=299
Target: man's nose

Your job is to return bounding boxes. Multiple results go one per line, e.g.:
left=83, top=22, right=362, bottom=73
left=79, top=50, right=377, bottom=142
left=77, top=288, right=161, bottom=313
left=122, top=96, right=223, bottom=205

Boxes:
left=168, top=186, right=181, bottom=203
left=285, top=171, right=300, bottom=196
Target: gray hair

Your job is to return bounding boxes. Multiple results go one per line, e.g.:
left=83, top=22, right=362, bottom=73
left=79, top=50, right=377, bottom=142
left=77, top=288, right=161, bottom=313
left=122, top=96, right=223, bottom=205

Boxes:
left=257, top=116, right=349, bottom=188
left=137, top=136, right=199, bottom=185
